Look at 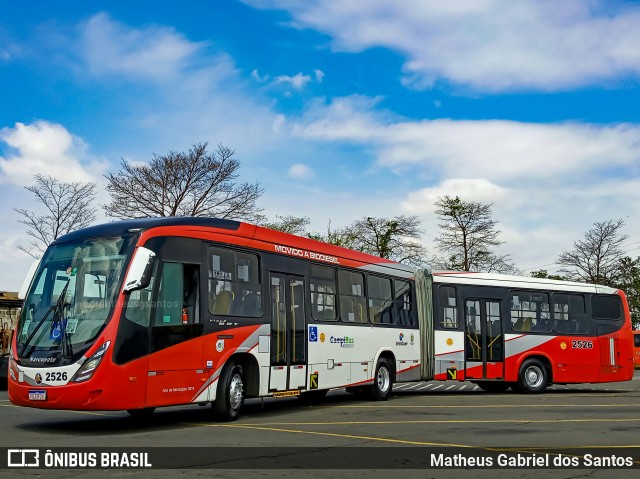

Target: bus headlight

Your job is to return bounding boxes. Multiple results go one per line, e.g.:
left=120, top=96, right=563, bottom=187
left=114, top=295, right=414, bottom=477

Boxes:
left=8, top=343, right=17, bottom=380
left=70, top=341, right=110, bottom=383
left=8, top=360, right=16, bottom=381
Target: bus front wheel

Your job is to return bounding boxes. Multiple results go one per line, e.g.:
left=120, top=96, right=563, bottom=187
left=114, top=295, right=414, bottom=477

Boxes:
left=213, top=363, right=244, bottom=421
left=370, top=358, right=393, bottom=401
left=515, top=359, right=548, bottom=393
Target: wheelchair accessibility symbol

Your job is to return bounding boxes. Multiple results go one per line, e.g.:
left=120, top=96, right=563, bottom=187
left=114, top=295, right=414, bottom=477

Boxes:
left=309, top=326, right=318, bottom=342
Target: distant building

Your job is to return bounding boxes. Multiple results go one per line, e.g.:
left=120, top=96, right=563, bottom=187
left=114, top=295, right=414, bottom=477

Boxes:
left=0, top=291, right=22, bottom=356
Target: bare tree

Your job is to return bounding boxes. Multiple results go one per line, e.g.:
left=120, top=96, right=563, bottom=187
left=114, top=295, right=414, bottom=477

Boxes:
left=557, top=219, right=627, bottom=285
left=103, top=142, right=264, bottom=221
left=15, top=174, right=96, bottom=258
left=434, top=195, right=515, bottom=273
left=346, top=215, right=428, bottom=267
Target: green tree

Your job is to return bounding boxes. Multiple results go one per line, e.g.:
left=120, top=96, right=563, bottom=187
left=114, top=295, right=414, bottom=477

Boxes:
left=262, top=215, right=310, bottom=235
left=530, top=270, right=566, bottom=281
left=615, top=256, right=640, bottom=329
left=307, top=221, right=359, bottom=250
left=347, top=216, right=428, bottom=266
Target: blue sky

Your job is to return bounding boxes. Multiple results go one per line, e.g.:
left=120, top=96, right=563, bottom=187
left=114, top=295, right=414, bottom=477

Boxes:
left=2, top=0, right=640, bottom=289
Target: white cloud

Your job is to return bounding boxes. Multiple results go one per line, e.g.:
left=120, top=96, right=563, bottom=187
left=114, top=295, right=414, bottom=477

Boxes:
left=79, top=12, right=210, bottom=82
left=251, top=68, right=268, bottom=82
left=252, top=68, right=324, bottom=91
left=402, top=179, right=510, bottom=214
left=0, top=121, right=106, bottom=185
left=70, top=13, right=287, bottom=158
left=274, top=72, right=312, bottom=89
left=288, top=163, right=315, bottom=179
left=295, top=97, right=640, bottom=183
left=291, top=96, right=640, bottom=273
left=244, top=0, right=640, bottom=92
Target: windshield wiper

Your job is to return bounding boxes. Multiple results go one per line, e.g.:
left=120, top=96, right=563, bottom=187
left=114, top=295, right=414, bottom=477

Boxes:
left=18, top=279, right=71, bottom=359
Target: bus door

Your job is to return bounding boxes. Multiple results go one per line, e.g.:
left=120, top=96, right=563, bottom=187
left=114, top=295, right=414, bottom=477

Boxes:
left=464, top=299, right=504, bottom=380
left=269, top=273, right=307, bottom=392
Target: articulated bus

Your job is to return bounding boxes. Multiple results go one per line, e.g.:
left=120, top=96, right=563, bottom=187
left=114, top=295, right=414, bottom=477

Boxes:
left=431, top=272, right=634, bottom=392
left=8, top=218, right=635, bottom=420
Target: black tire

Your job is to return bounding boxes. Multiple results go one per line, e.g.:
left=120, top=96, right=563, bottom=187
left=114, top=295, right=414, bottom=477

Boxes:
left=515, top=358, right=548, bottom=393
left=476, top=381, right=510, bottom=393
left=213, top=363, right=244, bottom=421
left=369, top=358, right=393, bottom=400
left=299, top=389, right=328, bottom=403
left=126, top=407, right=155, bottom=418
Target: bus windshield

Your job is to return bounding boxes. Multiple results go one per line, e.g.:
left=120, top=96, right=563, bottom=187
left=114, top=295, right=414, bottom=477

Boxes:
left=17, top=235, right=135, bottom=362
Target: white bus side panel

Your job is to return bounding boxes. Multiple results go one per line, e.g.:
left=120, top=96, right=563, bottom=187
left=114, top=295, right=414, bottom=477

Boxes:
left=434, top=330, right=465, bottom=377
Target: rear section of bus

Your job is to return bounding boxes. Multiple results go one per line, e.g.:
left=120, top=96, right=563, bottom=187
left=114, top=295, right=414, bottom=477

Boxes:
left=634, top=331, right=640, bottom=368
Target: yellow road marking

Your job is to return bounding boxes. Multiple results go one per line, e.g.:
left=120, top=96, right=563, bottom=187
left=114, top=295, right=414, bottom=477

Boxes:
left=225, top=418, right=640, bottom=426
left=189, top=422, right=640, bottom=464
left=330, top=403, right=640, bottom=409
left=190, top=422, right=474, bottom=448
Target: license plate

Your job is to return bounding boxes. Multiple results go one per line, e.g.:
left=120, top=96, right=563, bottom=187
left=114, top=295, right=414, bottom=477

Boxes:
left=28, top=390, right=46, bottom=401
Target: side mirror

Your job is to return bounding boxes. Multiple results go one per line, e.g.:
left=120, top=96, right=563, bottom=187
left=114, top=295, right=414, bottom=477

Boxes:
left=18, top=259, right=41, bottom=300
left=122, top=247, right=156, bottom=292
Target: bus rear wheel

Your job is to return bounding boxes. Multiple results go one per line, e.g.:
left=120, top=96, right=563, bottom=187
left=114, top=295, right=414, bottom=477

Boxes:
left=369, top=358, right=393, bottom=400
left=213, top=362, right=244, bottom=421
left=515, top=359, right=548, bottom=393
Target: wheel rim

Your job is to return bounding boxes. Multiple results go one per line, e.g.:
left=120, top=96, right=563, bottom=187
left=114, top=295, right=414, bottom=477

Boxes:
left=229, top=373, right=244, bottom=410
left=377, top=366, right=390, bottom=393
left=524, top=365, right=544, bottom=388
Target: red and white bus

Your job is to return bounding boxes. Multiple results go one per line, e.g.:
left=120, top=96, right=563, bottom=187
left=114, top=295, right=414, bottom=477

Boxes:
left=9, top=218, right=420, bottom=419
left=7, top=218, right=635, bottom=419
left=431, top=272, right=634, bottom=392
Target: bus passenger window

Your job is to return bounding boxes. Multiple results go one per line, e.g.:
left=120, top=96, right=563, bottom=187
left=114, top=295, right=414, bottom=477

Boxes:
left=438, top=286, right=457, bottom=328
left=208, top=246, right=262, bottom=317
left=510, top=291, right=551, bottom=333
left=553, top=294, right=587, bottom=334
left=394, top=280, right=415, bottom=326
left=338, top=270, right=367, bottom=323
left=591, top=295, right=621, bottom=320
left=367, top=275, right=393, bottom=324
left=310, top=265, right=337, bottom=321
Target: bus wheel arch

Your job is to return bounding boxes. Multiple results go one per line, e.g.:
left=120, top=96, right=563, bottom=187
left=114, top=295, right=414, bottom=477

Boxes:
left=515, top=355, right=552, bottom=393
left=226, top=353, right=260, bottom=398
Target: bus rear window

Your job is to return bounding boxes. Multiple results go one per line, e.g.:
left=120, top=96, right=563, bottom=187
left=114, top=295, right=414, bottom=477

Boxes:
left=591, top=295, right=621, bottom=320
